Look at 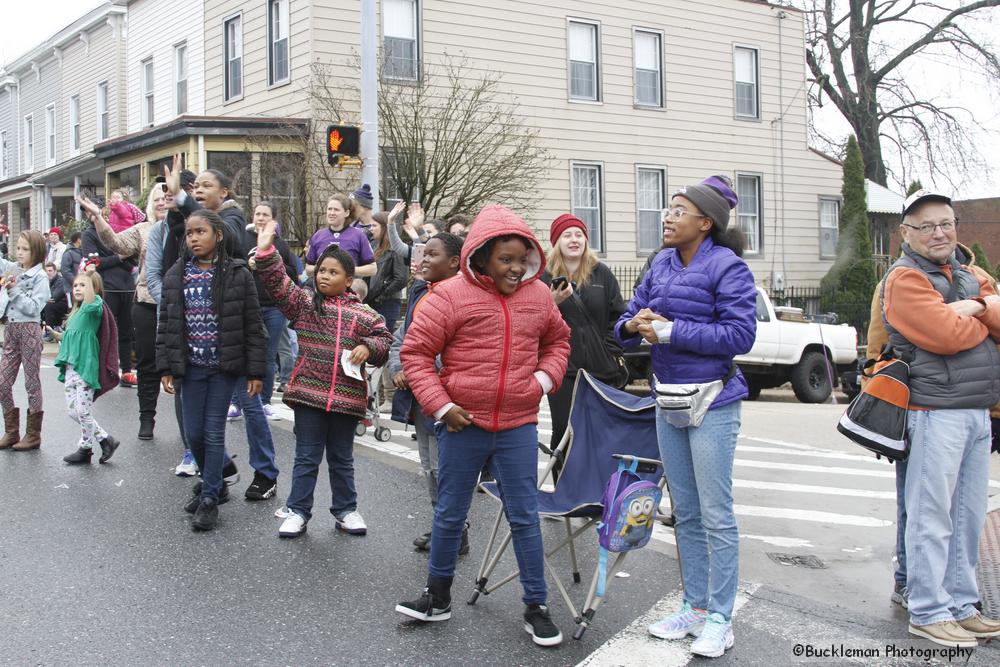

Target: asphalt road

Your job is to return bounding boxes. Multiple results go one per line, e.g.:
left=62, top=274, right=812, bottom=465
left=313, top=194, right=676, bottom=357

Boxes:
left=3, top=363, right=1000, bottom=666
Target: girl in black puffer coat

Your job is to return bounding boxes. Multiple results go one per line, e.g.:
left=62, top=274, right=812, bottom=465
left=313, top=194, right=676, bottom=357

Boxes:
left=156, top=210, right=266, bottom=532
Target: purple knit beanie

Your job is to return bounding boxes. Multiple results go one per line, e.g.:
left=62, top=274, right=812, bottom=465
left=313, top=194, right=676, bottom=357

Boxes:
left=675, top=175, right=739, bottom=228
left=350, top=183, right=374, bottom=209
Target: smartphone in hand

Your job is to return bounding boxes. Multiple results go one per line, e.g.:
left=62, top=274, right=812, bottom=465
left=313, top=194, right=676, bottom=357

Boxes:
left=411, top=242, right=426, bottom=278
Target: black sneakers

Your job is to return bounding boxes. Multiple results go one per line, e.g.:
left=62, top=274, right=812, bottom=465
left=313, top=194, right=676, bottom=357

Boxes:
left=413, top=524, right=469, bottom=554
left=396, top=577, right=453, bottom=622
left=63, top=447, right=93, bottom=464
left=191, top=498, right=219, bottom=531
left=524, top=604, right=563, bottom=647
left=245, top=472, right=278, bottom=500
left=98, top=436, right=119, bottom=464
left=184, top=483, right=230, bottom=513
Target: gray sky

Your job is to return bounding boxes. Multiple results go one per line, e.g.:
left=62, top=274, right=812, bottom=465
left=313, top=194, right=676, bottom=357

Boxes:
left=2, top=0, right=998, bottom=199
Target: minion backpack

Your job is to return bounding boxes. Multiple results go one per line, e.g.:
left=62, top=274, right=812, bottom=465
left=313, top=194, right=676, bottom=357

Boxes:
left=595, top=458, right=662, bottom=597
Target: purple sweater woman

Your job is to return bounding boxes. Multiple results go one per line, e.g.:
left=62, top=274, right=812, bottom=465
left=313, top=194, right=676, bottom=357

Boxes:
left=616, top=175, right=756, bottom=659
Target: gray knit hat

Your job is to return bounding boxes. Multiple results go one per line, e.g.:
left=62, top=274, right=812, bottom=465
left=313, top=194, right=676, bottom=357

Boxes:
left=675, top=175, right=739, bottom=228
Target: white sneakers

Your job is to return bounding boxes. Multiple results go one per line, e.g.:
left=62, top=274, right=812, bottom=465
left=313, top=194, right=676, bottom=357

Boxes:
left=278, top=512, right=307, bottom=538
left=336, top=511, right=368, bottom=535
left=275, top=507, right=368, bottom=537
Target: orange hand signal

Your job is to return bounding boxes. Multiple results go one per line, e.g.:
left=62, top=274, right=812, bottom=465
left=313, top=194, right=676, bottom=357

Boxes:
left=329, top=129, right=343, bottom=152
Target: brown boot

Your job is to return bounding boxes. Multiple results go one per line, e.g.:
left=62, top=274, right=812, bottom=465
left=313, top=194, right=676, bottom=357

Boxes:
left=12, top=410, right=42, bottom=451
left=0, top=408, right=19, bottom=449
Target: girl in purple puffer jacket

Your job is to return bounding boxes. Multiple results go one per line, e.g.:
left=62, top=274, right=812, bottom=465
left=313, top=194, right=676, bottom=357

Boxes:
left=616, top=175, right=756, bottom=659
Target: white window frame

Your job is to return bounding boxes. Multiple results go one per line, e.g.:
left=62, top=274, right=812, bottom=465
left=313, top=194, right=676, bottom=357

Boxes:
left=570, top=161, right=605, bottom=252
left=23, top=115, right=33, bottom=173
left=224, top=13, right=244, bottom=102
left=174, top=43, right=188, bottom=115
left=1, top=130, right=8, bottom=180
left=636, top=165, right=667, bottom=254
left=819, top=196, right=841, bottom=259
left=268, top=0, right=291, bottom=86
left=45, top=103, right=56, bottom=166
left=735, top=172, right=763, bottom=256
left=97, top=82, right=109, bottom=141
left=567, top=18, right=601, bottom=103
left=382, top=0, right=420, bottom=82
left=734, top=45, right=760, bottom=120
left=633, top=28, right=664, bottom=108
left=141, top=58, right=155, bottom=126
left=69, top=95, right=80, bottom=154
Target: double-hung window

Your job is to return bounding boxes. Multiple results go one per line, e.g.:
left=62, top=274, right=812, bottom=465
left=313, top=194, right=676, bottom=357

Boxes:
left=268, top=0, right=290, bottom=85
left=1, top=131, right=8, bottom=179
left=69, top=96, right=80, bottom=153
left=224, top=15, right=243, bottom=101
left=734, top=46, right=759, bottom=119
left=736, top=173, right=762, bottom=255
left=45, top=104, right=56, bottom=165
left=637, top=167, right=666, bottom=253
left=634, top=30, right=663, bottom=107
left=175, top=44, right=188, bottom=115
left=568, top=20, right=600, bottom=101
left=383, top=0, right=419, bottom=81
left=23, top=116, right=33, bottom=172
left=141, top=59, right=155, bottom=126
left=820, top=198, right=840, bottom=259
left=571, top=162, right=604, bottom=251
left=97, top=82, right=109, bottom=141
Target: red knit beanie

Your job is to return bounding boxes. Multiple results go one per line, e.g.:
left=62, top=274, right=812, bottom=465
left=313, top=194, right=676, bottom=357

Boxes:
left=549, top=214, right=588, bottom=247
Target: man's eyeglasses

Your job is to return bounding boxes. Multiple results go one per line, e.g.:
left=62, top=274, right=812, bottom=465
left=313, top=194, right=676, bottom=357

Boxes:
left=900, top=220, right=958, bottom=236
left=661, top=207, right=704, bottom=221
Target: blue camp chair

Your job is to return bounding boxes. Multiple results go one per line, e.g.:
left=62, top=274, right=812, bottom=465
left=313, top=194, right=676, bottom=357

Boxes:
left=468, top=370, right=665, bottom=640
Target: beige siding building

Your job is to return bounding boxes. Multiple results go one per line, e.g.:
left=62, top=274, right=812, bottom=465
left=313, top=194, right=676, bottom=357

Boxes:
left=0, top=3, right=127, bottom=232
left=192, top=0, right=842, bottom=286
left=1, top=0, right=845, bottom=289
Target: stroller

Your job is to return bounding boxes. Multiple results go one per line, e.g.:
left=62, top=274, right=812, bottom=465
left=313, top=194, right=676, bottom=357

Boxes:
left=354, top=364, right=392, bottom=442
left=468, top=370, right=665, bottom=640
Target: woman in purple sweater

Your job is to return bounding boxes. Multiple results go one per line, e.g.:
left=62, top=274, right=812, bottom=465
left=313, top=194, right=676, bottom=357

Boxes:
left=616, top=175, right=756, bottom=659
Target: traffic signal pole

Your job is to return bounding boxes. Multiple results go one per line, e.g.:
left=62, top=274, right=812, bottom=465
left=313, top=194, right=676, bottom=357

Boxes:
left=360, top=0, right=381, bottom=213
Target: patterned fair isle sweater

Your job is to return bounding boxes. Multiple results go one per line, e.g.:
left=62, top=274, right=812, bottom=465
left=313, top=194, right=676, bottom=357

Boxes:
left=184, top=260, right=220, bottom=368
left=256, top=246, right=393, bottom=418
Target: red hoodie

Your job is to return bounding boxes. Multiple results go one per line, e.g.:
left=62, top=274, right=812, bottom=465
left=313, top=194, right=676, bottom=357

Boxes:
left=401, top=205, right=570, bottom=432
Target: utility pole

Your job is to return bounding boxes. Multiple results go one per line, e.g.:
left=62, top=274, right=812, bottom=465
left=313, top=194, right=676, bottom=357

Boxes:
left=360, top=0, right=380, bottom=212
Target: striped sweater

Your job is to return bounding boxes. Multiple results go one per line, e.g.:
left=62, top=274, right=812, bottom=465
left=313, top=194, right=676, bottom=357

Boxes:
left=256, top=246, right=393, bottom=418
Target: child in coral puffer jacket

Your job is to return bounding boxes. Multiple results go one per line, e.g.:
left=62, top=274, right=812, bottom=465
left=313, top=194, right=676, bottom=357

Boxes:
left=395, top=205, right=570, bottom=648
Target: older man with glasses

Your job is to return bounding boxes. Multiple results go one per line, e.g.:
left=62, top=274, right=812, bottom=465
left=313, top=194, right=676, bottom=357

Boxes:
left=880, top=189, right=1000, bottom=648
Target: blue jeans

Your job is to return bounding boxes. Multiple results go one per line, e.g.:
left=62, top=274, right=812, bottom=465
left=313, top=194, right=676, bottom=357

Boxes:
left=277, top=328, right=297, bottom=385
left=232, top=380, right=280, bottom=480
left=904, top=408, right=991, bottom=626
left=374, top=300, right=401, bottom=334
left=894, top=459, right=908, bottom=586
left=657, top=400, right=741, bottom=620
left=181, top=365, right=237, bottom=501
left=286, top=406, right=359, bottom=521
left=260, top=306, right=287, bottom=405
left=430, top=423, right=546, bottom=605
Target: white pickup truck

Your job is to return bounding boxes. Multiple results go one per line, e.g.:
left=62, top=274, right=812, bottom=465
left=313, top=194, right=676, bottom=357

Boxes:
left=623, top=287, right=859, bottom=403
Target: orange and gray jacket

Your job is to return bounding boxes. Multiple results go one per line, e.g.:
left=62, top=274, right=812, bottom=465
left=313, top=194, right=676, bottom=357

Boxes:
left=880, top=243, right=1000, bottom=409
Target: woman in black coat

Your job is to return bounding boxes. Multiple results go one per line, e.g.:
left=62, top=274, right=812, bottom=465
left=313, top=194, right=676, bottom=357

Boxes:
left=364, top=212, right=408, bottom=332
left=542, top=214, right=625, bottom=449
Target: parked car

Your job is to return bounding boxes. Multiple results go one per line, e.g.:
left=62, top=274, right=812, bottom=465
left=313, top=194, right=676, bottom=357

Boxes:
left=624, top=287, right=859, bottom=403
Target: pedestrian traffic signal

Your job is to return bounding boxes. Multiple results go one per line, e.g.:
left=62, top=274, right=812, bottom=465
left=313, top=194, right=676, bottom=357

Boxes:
left=327, top=125, right=360, bottom=164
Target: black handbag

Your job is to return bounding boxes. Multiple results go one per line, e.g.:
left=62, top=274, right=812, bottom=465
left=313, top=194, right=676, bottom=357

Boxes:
left=567, top=292, right=630, bottom=388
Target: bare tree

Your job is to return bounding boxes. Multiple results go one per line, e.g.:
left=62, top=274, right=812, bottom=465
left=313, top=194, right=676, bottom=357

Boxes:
left=309, top=55, right=550, bottom=220
left=803, top=0, right=1000, bottom=188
